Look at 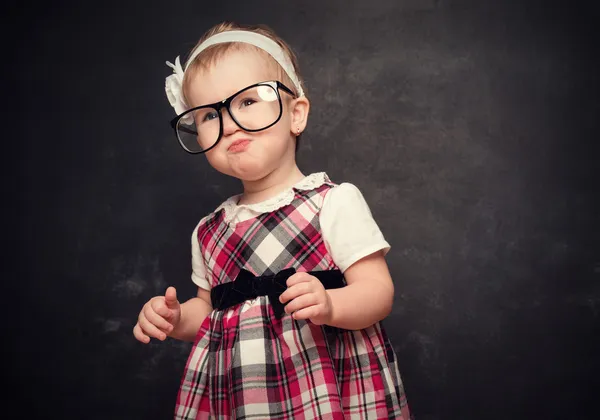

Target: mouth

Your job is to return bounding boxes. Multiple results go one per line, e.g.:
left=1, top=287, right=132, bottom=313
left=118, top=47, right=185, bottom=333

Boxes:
left=228, top=139, right=251, bottom=153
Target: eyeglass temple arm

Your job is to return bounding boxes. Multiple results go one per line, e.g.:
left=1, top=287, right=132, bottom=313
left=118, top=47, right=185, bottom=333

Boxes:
left=177, top=126, right=197, bottom=136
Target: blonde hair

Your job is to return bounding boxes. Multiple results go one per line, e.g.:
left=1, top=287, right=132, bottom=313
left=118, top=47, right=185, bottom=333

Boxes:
left=182, top=22, right=306, bottom=105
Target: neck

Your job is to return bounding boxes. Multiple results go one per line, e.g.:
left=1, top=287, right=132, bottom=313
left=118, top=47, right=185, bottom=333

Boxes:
left=239, top=162, right=305, bottom=205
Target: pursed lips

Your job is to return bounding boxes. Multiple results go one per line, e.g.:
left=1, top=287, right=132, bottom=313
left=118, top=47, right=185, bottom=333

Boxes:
left=228, top=139, right=251, bottom=152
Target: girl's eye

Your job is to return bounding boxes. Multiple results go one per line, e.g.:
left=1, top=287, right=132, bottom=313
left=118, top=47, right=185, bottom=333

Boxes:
left=202, top=111, right=218, bottom=122
left=240, top=98, right=257, bottom=107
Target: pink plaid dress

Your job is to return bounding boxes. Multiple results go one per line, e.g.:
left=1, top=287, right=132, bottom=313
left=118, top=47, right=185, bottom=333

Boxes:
left=175, top=178, right=410, bottom=419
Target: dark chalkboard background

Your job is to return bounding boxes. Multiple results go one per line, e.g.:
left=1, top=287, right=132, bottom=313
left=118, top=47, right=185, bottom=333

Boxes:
left=7, top=1, right=599, bottom=419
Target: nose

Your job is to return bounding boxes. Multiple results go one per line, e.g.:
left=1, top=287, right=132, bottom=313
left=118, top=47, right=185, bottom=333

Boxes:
left=221, top=108, right=240, bottom=137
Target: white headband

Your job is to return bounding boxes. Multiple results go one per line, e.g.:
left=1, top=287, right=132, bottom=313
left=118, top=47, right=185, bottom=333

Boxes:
left=165, top=30, right=304, bottom=116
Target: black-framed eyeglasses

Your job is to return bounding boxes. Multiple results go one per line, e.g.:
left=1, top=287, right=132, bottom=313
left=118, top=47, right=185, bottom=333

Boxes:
left=169, top=80, right=296, bottom=154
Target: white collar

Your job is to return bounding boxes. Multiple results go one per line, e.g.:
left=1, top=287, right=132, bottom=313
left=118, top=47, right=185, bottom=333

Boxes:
left=215, top=172, right=331, bottom=222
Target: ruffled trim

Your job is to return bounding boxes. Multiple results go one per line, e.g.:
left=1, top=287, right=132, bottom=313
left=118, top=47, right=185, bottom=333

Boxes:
left=216, top=172, right=331, bottom=222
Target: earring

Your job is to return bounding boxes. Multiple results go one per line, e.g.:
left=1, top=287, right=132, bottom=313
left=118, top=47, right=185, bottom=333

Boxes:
left=297, top=128, right=301, bottom=135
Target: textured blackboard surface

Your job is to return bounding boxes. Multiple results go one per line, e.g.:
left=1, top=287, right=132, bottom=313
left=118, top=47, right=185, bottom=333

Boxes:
left=8, top=1, right=599, bottom=419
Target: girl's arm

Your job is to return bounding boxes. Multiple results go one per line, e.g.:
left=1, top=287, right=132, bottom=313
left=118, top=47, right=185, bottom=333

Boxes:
left=326, top=250, right=394, bottom=330
left=280, top=182, right=396, bottom=331
left=169, top=288, right=213, bottom=342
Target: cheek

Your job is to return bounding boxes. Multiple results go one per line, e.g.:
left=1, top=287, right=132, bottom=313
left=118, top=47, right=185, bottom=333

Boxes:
left=279, top=107, right=293, bottom=129
left=204, top=147, right=228, bottom=171
left=256, top=130, right=291, bottom=155
left=263, top=118, right=293, bottom=144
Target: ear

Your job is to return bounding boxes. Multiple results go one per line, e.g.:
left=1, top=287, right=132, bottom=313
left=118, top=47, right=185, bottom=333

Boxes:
left=289, top=96, right=310, bottom=136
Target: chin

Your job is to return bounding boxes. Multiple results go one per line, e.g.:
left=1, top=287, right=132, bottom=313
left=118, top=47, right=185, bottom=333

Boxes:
left=207, top=142, right=290, bottom=182
left=218, top=159, right=273, bottom=182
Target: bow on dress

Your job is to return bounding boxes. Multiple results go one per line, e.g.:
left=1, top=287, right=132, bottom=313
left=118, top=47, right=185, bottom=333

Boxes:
left=210, top=268, right=297, bottom=319
left=210, top=268, right=345, bottom=319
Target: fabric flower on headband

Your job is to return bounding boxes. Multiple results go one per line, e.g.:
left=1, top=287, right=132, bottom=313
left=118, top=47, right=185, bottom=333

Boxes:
left=165, top=56, right=189, bottom=116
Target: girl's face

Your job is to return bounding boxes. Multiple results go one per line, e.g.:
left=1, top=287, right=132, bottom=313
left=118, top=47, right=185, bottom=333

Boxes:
left=185, top=48, right=301, bottom=182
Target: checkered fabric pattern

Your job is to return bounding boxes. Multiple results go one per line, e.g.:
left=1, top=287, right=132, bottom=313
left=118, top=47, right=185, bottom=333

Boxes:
left=175, top=184, right=410, bottom=419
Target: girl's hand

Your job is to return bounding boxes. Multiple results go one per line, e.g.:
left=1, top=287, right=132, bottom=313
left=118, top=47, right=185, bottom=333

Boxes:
left=279, top=272, right=334, bottom=325
left=133, top=287, right=181, bottom=343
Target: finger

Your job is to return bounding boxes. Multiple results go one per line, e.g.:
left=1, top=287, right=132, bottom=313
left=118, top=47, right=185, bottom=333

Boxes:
left=143, top=306, right=173, bottom=333
left=165, top=287, right=179, bottom=309
left=151, top=298, right=172, bottom=319
left=291, top=305, right=320, bottom=321
left=285, top=272, right=314, bottom=287
left=279, top=282, right=312, bottom=304
left=284, top=293, right=318, bottom=314
left=138, top=312, right=168, bottom=341
left=133, top=323, right=150, bottom=344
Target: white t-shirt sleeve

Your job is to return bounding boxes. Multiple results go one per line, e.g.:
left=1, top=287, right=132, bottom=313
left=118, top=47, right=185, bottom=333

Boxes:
left=320, top=183, right=391, bottom=272
left=191, top=219, right=211, bottom=291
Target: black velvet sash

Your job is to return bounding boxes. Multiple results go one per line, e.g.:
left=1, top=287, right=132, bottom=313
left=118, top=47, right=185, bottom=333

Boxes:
left=210, top=268, right=346, bottom=319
